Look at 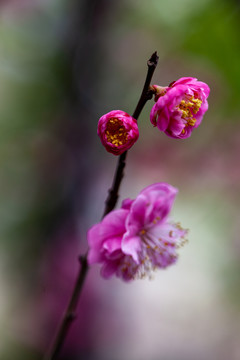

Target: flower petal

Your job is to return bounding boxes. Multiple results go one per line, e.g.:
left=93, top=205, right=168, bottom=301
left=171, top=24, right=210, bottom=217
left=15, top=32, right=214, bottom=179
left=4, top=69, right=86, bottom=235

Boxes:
left=87, top=208, right=128, bottom=264
left=122, top=234, right=142, bottom=263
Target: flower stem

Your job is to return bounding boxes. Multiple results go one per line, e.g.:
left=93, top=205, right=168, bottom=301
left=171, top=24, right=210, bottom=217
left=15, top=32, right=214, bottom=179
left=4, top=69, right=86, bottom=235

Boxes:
left=43, top=51, right=159, bottom=360
left=103, top=51, right=159, bottom=217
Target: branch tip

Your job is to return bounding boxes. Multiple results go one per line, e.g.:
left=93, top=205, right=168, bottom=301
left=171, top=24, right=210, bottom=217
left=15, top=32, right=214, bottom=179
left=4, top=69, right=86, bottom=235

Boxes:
left=148, top=51, right=159, bottom=67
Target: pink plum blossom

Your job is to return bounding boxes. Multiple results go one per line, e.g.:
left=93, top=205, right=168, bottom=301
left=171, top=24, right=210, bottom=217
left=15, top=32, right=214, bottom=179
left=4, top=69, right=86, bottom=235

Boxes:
left=98, top=110, right=139, bottom=155
left=150, top=77, right=210, bottom=139
left=87, top=183, right=188, bottom=281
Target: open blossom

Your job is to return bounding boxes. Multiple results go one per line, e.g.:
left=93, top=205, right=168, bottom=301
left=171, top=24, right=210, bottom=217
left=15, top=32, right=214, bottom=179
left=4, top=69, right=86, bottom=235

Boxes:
left=150, top=77, right=210, bottom=139
left=97, top=110, right=139, bottom=155
left=87, top=183, right=188, bottom=281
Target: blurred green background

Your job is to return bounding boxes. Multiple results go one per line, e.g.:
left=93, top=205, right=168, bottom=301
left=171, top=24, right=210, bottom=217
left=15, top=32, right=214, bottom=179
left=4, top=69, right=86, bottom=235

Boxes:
left=0, top=0, right=239, bottom=359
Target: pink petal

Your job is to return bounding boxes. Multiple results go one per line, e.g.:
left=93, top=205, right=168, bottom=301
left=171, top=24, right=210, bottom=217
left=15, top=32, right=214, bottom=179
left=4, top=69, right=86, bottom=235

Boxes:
left=171, top=77, right=197, bottom=86
left=122, top=234, right=142, bottom=263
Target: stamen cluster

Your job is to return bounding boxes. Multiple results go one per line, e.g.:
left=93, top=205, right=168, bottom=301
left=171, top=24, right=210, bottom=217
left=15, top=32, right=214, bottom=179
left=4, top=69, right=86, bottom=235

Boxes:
left=105, top=118, right=128, bottom=147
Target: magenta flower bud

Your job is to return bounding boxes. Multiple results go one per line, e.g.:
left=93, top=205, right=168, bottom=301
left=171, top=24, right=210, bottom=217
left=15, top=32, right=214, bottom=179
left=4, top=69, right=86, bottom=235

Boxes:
left=150, top=77, right=210, bottom=139
left=97, top=110, right=139, bottom=155
left=87, top=183, right=188, bottom=281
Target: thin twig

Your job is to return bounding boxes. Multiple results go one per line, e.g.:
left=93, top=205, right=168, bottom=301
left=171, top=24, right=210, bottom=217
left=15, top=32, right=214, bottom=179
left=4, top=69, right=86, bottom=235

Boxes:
left=103, top=51, right=159, bottom=216
left=43, top=51, right=159, bottom=360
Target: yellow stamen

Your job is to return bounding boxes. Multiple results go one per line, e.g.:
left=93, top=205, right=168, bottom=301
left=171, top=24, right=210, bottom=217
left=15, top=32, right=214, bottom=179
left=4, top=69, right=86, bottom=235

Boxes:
left=178, top=96, right=202, bottom=134
left=188, top=118, right=197, bottom=126
left=153, top=216, right=161, bottom=224
left=105, top=118, right=128, bottom=147
left=191, top=97, right=202, bottom=113
left=178, top=96, right=202, bottom=120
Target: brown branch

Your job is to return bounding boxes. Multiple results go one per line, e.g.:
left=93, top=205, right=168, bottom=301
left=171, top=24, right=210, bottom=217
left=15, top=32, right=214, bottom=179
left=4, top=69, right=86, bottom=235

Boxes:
left=43, top=51, right=159, bottom=360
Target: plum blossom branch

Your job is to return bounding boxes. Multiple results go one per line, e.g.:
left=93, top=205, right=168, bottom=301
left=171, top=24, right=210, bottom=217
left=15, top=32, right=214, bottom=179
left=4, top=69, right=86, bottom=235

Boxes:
left=43, top=51, right=159, bottom=360
left=103, top=51, right=159, bottom=217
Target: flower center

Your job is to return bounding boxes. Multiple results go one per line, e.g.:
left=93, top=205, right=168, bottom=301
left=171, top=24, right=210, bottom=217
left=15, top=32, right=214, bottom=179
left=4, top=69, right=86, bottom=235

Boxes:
left=118, top=222, right=188, bottom=280
left=105, top=118, right=128, bottom=147
left=178, top=96, right=202, bottom=134
left=135, top=222, right=188, bottom=278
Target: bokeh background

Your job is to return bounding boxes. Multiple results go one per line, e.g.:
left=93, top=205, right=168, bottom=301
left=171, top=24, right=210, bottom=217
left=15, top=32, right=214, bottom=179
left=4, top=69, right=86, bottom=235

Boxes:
left=0, top=0, right=239, bottom=359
